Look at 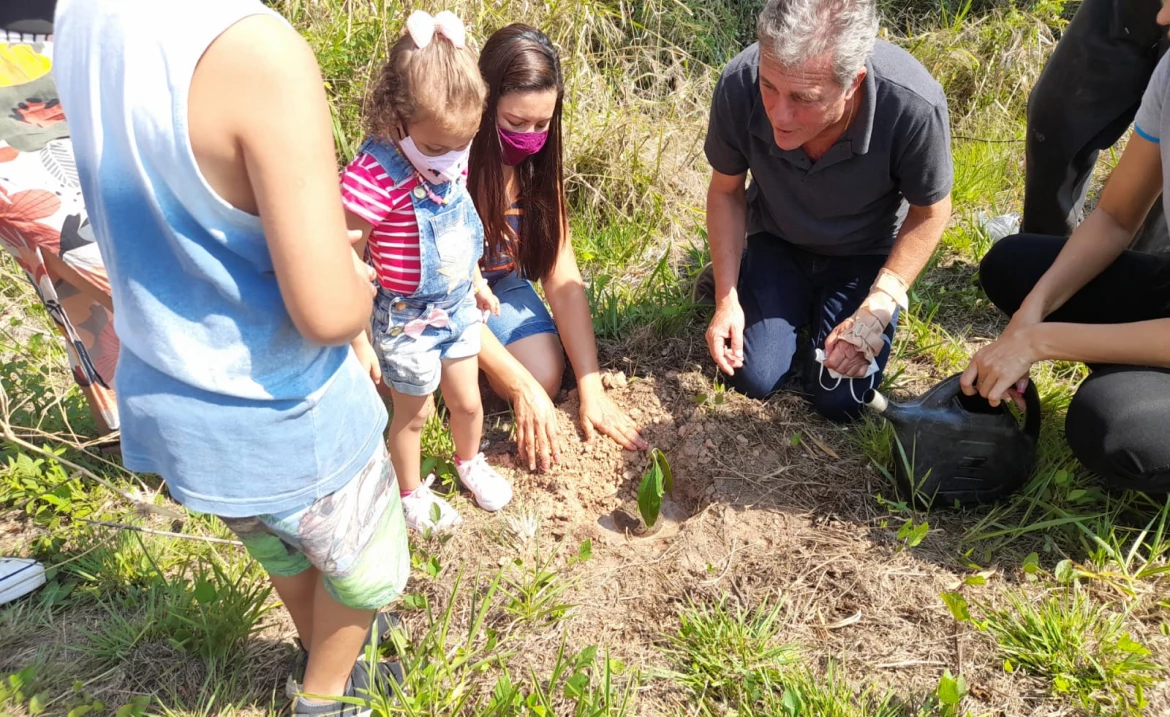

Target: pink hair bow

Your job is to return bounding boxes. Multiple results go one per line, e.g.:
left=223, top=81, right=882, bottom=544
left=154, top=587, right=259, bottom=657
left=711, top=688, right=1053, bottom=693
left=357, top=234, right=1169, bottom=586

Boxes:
left=406, top=10, right=467, bottom=49
left=403, top=306, right=450, bottom=340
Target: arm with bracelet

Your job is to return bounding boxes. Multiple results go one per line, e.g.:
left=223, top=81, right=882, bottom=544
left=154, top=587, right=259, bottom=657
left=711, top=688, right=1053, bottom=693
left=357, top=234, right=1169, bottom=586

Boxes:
left=823, top=195, right=952, bottom=377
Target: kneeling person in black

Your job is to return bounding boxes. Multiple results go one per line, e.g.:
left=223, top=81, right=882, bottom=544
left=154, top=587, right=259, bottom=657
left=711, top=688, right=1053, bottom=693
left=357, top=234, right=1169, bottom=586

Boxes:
left=965, top=2, right=1170, bottom=493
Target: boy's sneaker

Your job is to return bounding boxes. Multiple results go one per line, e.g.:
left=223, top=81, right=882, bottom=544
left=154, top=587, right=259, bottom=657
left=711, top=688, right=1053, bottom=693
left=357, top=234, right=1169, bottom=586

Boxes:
left=401, top=475, right=462, bottom=532
left=291, top=680, right=371, bottom=717
left=456, top=453, right=512, bottom=512
left=286, top=612, right=402, bottom=699
left=292, top=655, right=401, bottom=717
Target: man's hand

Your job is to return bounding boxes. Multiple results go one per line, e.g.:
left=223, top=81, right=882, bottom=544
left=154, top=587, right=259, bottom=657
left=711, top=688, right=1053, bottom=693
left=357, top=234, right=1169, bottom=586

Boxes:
left=823, top=319, right=871, bottom=378
left=706, top=296, right=745, bottom=375
left=824, top=290, right=895, bottom=378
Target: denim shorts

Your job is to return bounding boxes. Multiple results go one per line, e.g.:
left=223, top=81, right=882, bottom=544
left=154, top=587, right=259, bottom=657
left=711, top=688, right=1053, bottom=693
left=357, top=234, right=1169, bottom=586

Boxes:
left=218, top=444, right=409, bottom=611
left=372, top=289, right=482, bottom=396
left=485, top=271, right=559, bottom=347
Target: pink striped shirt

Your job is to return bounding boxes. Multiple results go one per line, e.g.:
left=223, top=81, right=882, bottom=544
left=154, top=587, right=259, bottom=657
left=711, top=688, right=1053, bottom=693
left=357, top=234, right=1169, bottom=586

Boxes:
left=340, top=152, right=422, bottom=295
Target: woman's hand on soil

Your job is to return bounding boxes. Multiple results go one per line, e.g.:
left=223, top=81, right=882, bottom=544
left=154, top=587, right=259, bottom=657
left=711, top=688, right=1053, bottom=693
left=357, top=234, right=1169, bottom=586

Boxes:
left=961, top=324, right=1038, bottom=407
left=579, top=384, right=647, bottom=451
left=512, top=374, right=561, bottom=471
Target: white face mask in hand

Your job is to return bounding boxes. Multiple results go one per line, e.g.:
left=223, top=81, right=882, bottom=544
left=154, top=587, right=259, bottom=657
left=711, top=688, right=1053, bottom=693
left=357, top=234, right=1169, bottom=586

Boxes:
left=814, top=334, right=889, bottom=403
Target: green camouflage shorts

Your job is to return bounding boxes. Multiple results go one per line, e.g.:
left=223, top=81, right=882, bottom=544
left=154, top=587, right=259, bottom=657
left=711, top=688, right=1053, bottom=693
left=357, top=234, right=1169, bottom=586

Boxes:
left=219, top=444, right=409, bottom=610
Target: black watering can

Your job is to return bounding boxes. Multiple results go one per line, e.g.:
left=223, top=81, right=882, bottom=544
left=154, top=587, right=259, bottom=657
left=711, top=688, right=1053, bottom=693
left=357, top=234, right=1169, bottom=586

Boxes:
left=863, top=374, right=1041, bottom=507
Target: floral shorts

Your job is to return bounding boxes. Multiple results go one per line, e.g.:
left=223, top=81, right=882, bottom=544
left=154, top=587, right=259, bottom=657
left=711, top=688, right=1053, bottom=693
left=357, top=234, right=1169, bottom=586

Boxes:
left=218, top=444, right=409, bottom=611
left=371, top=290, right=482, bottom=396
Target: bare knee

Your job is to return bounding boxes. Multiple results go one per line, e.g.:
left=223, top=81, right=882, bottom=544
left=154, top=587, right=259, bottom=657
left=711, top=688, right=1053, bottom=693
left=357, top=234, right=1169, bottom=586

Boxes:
left=444, top=389, right=482, bottom=421
left=391, top=398, right=430, bottom=433
left=530, top=356, right=564, bottom=398
left=506, top=334, right=564, bottom=398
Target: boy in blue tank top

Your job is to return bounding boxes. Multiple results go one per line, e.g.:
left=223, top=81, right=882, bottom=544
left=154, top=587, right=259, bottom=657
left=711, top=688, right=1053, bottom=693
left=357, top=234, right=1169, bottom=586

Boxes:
left=54, top=0, right=407, bottom=712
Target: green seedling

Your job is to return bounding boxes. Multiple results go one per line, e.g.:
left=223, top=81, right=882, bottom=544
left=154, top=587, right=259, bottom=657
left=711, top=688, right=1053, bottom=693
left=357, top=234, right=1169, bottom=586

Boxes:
left=637, top=448, right=673, bottom=529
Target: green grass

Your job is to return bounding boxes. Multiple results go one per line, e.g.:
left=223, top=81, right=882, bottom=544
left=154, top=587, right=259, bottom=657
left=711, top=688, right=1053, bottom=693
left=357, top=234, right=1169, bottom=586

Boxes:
left=661, top=596, right=799, bottom=712
left=4, top=0, right=1170, bottom=714
left=981, top=589, right=1160, bottom=714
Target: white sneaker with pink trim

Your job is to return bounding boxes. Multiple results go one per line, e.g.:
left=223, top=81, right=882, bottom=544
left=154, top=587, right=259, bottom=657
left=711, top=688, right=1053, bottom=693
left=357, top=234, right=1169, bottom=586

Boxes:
left=401, top=475, right=462, bottom=532
left=456, top=453, right=512, bottom=512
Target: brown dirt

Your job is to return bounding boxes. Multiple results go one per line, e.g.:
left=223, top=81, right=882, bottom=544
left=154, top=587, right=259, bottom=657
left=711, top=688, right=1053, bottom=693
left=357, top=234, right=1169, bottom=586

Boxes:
left=411, top=366, right=1170, bottom=716
left=4, top=359, right=1168, bottom=715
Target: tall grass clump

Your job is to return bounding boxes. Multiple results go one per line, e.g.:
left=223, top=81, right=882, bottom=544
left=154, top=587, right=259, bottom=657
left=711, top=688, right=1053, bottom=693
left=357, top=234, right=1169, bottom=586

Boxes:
left=278, top=0, right=737, bottom=242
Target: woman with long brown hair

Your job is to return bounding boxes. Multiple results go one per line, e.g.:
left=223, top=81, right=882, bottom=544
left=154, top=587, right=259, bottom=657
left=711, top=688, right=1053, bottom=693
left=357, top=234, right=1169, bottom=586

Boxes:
left=469, top=24, right=646, bottom=470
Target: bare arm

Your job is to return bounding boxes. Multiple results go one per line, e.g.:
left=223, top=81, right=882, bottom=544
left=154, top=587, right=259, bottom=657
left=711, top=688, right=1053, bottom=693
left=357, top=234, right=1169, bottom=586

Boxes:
left=1032, top=320, right=1170, bottom=367
left=884, top=195, right=951, bottom=286
left=962, top=135, right=1165, bottom=404
left=704, top=169, right=749, bottom=375
left=542, top=235, right=599, bottom=392
left=823, top=195, right=951, bottom=376
left=1018, top=136, right=1163, bottom=323
left=193, top=16, right=373, bottom=346
left=541, top=226, right=646, bottom=450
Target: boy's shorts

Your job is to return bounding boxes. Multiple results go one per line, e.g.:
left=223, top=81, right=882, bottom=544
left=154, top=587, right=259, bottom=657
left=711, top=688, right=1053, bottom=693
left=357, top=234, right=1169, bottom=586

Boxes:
left=218, top=444, right=409, bottom=611
left=372, top=290, right=482, bottom=396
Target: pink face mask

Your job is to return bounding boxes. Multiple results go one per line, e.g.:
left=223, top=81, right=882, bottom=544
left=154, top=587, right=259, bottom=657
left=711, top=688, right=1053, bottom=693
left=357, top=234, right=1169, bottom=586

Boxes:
left=497, top=126, right=549, bottom=166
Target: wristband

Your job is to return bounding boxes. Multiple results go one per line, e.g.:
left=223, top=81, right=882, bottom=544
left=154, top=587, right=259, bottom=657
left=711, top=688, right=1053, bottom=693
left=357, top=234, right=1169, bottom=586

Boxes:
left=870, top=268, right=909, bottom=312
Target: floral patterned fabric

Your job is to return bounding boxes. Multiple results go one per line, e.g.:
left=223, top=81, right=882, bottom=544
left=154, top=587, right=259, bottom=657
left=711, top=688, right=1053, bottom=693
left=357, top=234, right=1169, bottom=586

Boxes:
left=0, top=30, right=119, bottom=431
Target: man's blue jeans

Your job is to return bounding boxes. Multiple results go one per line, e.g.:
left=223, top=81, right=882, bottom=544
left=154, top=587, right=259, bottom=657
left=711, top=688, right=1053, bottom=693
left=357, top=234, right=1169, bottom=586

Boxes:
left=728, top=233, right=897, bottom=423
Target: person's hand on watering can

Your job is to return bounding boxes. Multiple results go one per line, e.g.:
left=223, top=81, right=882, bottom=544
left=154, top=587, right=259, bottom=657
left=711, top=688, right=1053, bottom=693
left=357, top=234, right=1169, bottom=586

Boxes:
left=961, top=310, right=1041, bottom=410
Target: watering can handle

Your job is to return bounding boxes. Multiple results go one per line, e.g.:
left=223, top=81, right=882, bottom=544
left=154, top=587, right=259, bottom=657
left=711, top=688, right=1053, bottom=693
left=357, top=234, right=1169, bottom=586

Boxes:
left=937, top=373, right=1041, bottom=437
left=1022, top=379, right=1041, bottom=439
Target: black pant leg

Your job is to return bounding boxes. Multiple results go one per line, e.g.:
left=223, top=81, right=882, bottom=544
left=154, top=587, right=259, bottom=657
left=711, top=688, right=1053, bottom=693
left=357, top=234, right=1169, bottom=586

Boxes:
left=1066, top=365, right=1170, bottom=492
left=979, top=233, right=1170, bottom=323
left=1022, top=0, right=1166, bottom=236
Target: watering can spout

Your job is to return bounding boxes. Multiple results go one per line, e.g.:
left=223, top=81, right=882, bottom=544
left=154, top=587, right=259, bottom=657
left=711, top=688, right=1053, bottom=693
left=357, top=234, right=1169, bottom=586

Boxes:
left=864, top=388, right=911, bottom=427
left=864, top=388, right=888, bottom=414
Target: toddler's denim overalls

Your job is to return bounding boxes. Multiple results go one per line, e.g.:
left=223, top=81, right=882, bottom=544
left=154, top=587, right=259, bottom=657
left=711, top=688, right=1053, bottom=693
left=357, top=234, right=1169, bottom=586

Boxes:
left=362, top=138, right=484, bottom=396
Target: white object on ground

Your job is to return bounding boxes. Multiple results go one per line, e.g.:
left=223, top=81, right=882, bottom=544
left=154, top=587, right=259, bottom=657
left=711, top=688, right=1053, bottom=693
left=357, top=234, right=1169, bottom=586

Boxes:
left=0, top=558, right=46, bottom=605
left=979, top=212, right=1021, bottom=242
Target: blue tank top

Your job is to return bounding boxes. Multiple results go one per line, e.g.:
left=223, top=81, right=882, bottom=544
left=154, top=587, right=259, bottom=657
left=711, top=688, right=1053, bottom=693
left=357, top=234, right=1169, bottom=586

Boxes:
left=54, top=0, right=387, bottom=516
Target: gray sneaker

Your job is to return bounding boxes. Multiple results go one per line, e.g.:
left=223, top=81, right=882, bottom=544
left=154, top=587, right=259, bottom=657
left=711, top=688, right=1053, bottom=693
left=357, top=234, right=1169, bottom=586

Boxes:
left=691, top=263, right=716, bottom=306
left=287, top=612, right=403, bottom=698
left=291, top=652, right=404, bottom=716
left=291, top=678, right=371, bottom=717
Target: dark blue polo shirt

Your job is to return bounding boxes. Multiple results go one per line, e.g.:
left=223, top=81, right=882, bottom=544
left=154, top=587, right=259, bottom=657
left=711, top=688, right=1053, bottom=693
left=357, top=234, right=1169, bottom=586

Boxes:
left=704, top=40, right=953, bottom=256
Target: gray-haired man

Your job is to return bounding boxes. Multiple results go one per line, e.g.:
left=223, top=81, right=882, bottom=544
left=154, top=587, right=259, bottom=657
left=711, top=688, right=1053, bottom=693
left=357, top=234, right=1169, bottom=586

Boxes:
left=700, top=0, right=953, bottom=422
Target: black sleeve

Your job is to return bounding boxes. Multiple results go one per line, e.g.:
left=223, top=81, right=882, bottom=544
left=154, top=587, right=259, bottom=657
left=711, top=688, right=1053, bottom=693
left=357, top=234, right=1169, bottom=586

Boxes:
left=703, top=69, right=751, bottom=177
left=894, top=100, right=953, bottom=206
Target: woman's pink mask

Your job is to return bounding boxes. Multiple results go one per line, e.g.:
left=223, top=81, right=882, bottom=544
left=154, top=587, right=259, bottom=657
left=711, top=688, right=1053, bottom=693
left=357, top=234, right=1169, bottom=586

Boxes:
left=497, top=126, right=548, bottom=166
